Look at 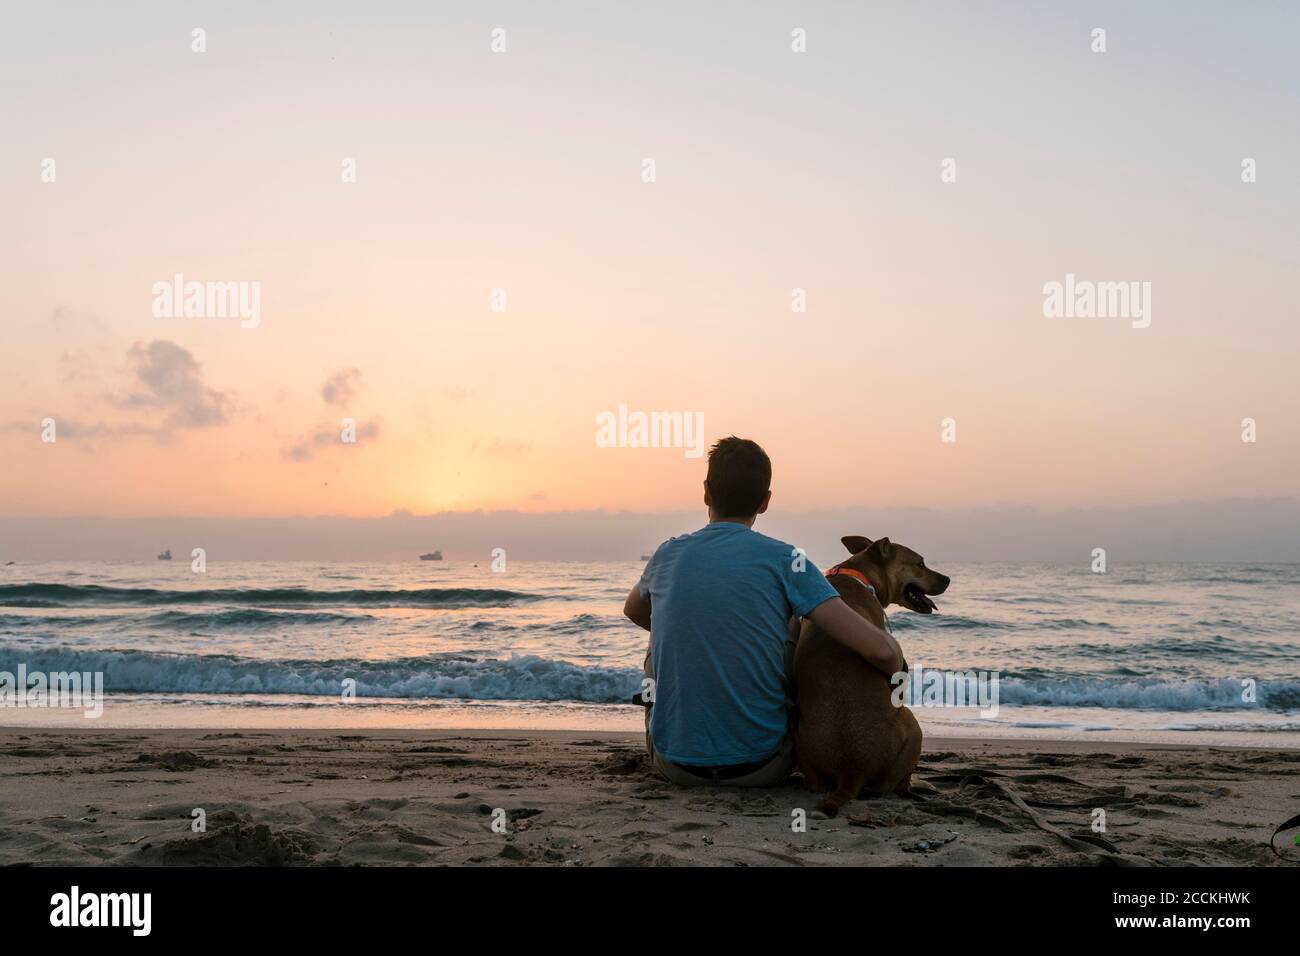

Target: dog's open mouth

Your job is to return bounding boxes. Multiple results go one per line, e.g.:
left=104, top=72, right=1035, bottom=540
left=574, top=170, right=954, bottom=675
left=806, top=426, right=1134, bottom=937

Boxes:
left=902, top=583, right=937, bottom=614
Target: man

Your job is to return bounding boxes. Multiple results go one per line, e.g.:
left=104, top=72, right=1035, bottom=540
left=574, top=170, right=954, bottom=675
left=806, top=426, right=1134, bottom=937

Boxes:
left=623, top=436, right=903, bottom=787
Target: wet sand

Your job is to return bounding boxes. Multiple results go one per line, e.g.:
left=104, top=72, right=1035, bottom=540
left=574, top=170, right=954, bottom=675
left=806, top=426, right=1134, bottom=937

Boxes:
left=1, top=728, right=1294, bottom=866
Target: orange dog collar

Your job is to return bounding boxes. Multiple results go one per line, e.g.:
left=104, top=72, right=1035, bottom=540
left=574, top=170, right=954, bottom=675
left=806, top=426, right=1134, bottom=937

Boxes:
left=825, top=566, right=876, bottom=592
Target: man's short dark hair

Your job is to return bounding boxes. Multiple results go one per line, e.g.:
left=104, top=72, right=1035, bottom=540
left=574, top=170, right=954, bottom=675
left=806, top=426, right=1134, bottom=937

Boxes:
left=706, top=436, right=771, bottom=518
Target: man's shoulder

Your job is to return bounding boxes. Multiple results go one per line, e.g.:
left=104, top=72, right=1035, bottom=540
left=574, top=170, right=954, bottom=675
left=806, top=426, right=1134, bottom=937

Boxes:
left=644, top=528, right=705, bottom=568
left=745, top=528, right=803, bottom=559
left=653, top=528, right=702, bottom=552
left=653, top=525, right=807, bottom=566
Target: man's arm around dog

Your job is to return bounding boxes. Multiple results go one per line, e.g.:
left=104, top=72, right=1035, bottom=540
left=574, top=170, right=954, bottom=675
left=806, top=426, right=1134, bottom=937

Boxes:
left=624, top=588, right=902, bottom=676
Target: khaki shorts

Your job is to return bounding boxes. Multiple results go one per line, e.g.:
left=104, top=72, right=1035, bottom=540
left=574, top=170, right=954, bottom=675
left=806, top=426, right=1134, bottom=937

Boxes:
left=641, top=641, right=798, bottom=788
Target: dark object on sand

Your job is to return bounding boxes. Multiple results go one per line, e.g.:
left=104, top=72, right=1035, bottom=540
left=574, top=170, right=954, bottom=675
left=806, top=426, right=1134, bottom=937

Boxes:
left=419, top=551, right=443, bottom=561
left=1270, top=811, right=1300, bottom=862
left=157, top=549, right=172, bottom=560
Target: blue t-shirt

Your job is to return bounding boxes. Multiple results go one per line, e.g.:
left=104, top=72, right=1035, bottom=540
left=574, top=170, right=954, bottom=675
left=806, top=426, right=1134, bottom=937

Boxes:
left=638, top=522, right=839, bottom=766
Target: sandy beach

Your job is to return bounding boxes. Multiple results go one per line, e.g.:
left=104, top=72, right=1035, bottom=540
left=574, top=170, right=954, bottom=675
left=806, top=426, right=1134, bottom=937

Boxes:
left=1, top=728, right=1294, bottom=867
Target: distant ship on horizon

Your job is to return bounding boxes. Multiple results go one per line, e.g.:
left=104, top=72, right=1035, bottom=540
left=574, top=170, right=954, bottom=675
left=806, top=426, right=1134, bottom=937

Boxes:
left=157, top=549, right=172, bottom=561
left=419, top=551, right=443, bottom=561
left=640, top=553, right=652, bottom=561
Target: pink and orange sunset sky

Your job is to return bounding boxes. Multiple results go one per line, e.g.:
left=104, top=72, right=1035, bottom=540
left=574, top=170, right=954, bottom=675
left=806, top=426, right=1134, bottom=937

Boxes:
left=3, top=2, right=1297, bottom=545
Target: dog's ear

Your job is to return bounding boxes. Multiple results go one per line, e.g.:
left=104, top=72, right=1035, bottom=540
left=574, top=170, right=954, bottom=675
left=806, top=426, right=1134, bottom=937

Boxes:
left=841, top=535, right=872, bottom=555
left=868, top=537, right=894, bottom=561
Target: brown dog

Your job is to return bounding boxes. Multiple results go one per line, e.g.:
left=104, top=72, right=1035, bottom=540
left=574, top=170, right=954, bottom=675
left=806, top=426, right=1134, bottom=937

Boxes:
left=793, top=535, right=950, bottom=817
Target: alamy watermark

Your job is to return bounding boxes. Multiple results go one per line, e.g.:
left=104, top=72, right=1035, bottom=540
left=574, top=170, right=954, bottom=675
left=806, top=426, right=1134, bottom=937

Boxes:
left=0, top=664, right=104, bottom=718
left=50, top=886, right=150, bottom=936
left=151, top=273, right=261, bottom=329
left=892, top=663, right=999, bottom=718
left=595, top=404, right=705, bottom=459
left=1042, top=273, right=1151, bottom=329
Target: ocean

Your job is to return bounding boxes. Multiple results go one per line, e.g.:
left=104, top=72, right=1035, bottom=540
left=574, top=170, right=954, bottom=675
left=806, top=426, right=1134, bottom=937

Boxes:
left=1, top=560, right=1298, bottom=747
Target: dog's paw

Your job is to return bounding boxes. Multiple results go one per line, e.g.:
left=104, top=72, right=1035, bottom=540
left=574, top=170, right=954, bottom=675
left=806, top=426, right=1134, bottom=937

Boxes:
left=809, top=809, right=829, bottom=820
left=905, top=779, right=939, bottom=798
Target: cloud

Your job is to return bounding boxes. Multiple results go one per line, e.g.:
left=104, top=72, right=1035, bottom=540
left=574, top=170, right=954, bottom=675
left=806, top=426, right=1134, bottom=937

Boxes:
left=60, top=348, right=109, bottom=386
left=0, top=417, right=168, bottom=448
left=322, top=368, right=363, bottom=407
left=49, top=305, right=109, bottom=337
left=1, top=339, right=231, bottom=451
left=114, top=340, right=232, bottom=428
left=282, top=419, right=381, bottom=461
left=285, top=369, right=377, bottom=460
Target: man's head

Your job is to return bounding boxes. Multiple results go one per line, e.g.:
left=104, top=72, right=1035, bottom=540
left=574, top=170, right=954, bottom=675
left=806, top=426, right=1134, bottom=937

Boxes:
left=704, top=436, right=772, bottom=523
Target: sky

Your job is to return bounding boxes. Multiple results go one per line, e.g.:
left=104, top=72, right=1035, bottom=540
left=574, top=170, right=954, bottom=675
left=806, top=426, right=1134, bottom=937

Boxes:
left=1, top=2, right=1297, bottom=557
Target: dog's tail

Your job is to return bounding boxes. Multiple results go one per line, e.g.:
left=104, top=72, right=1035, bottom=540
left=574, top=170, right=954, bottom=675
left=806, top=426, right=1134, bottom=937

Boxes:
left=814, top=770, right=867, bottom=818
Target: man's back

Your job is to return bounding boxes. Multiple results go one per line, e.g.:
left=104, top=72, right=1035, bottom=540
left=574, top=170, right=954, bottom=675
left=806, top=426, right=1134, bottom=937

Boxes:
left=638, top=521, right=835, bottom=766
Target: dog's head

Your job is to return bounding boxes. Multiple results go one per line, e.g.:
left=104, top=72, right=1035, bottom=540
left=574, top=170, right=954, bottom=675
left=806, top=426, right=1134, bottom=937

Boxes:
left=840, top=535, right=950, bottom=614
